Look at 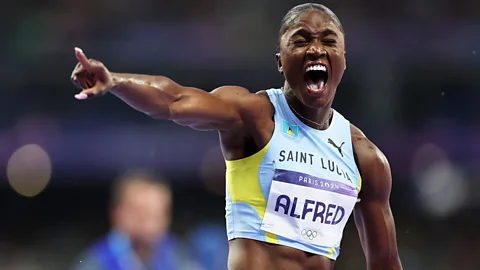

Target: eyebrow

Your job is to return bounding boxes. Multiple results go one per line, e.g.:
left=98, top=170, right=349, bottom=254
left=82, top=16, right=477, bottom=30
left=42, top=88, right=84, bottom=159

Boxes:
left=291, top=28, right=338, bottom=38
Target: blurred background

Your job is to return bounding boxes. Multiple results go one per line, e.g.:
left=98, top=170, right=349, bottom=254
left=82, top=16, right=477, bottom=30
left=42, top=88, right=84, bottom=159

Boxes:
left=0, top=0, right=479, bottom=269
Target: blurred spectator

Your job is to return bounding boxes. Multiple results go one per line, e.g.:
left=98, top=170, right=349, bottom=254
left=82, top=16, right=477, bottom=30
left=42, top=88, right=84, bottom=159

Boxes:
left=187, top=223, right=228, bottom=270
left=73, top=170, right=182, bottom=270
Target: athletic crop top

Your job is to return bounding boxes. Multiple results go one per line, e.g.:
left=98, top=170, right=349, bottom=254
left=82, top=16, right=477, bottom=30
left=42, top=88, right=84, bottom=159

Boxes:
left=224, top=88, right=362, bottom=260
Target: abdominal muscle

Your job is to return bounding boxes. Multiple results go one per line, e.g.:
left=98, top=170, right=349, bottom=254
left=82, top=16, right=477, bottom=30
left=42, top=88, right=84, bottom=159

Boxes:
left=227, top=238, right=335, bottom=270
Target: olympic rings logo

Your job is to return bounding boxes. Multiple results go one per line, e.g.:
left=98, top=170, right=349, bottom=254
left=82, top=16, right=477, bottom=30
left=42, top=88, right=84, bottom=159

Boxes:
left=301, top=229, right=317, bottom=240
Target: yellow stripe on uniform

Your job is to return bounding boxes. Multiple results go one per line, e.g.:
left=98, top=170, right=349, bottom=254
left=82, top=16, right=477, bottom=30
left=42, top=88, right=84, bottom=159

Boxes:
left=357, top=174, right=362, bottom=193
left=266, top=232, right=278, bottom=244
left=225, top=142, right=278, bottom=244
left=327, top=246, right=336, bottom=258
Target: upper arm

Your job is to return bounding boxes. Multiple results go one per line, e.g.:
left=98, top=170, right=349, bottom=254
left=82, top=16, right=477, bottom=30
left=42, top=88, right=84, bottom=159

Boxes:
left=351, top=125, right=402, bottom=270
left=168, top=85, right=255, bottom=132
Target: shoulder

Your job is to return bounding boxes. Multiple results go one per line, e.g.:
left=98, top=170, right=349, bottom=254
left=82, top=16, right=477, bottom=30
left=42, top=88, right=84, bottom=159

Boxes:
left=350, top=123, right=391, bottom=200
left=158, top=233, right=181, bottom=249
left=211, top=86, right=273, bottom=120
left=210, top=86, right=271, bottom=108
left=80, top=237, right=110, bottom=259
left=210, top=85, right=252, bottom=98
left=350, top=123, right=389, bottom=171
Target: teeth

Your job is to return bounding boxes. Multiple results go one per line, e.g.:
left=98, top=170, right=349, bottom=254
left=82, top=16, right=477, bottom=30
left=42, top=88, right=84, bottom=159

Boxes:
left=306, top=65, right=327, bottom=72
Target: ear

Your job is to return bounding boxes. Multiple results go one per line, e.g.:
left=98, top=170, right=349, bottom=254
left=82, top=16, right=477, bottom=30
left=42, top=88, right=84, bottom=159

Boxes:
left=275, top=53, right=283, bottom=74
left=343, top=51, right=347, bottom=71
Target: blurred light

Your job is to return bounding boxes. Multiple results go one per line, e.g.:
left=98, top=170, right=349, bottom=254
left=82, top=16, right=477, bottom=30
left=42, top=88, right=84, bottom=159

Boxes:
left=411, top=143, right=467, bottom=218
left=199, top=146, right=225, bottom=196
left=416, top=161, right=467, bottom=218
left=410, top=143, right=448, bottom=177
left=7, top=144, right=52, bottom=197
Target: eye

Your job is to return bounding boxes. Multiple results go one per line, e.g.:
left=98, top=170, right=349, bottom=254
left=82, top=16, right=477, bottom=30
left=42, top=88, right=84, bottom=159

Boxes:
left=323, top=39, right=337, bottom=45
left=293, top=39, right=308, bottom=46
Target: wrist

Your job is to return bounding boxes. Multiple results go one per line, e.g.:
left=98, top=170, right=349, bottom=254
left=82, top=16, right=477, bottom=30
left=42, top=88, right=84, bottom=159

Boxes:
left=110, top=72, right=123, bottom=93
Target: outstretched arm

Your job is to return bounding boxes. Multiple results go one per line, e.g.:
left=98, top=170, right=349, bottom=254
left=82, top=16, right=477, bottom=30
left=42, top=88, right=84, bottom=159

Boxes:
left=70, top=48, right=253, bottom=132
left=351, top=125, right=402, bottom=270
left=109, top=73, right=246, bottom=131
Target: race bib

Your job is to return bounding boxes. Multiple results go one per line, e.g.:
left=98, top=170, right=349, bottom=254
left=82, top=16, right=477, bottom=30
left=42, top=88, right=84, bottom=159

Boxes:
left=261, top=169, right=358, bottom=247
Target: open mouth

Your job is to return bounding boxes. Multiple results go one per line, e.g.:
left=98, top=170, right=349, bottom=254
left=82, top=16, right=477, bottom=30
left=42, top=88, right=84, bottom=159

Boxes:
left=304, top=64, right=328, bottom=93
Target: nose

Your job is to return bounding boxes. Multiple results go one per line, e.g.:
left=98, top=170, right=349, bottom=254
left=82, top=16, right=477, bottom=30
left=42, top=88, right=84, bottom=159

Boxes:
left=307, top=44, right=326, bottom=58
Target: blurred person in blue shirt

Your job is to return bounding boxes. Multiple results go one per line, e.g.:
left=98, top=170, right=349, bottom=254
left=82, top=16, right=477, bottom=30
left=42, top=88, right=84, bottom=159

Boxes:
left=74, top=170, right=182, bottom=270
left=187, top=223, right=228, bottom=270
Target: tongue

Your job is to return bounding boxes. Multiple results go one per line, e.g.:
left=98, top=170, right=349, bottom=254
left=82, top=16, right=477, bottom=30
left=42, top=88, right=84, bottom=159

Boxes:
left=307, top=80, right=325, bottom=92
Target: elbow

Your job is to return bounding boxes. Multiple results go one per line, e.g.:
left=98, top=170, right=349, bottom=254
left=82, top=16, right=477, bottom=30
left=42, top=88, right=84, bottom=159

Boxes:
left=147, top=95, right=186, bottom=121
left=146, top=103, right=176, bottom=120
left=148, top=85, right=184, bottom=120
left=147, top=111, right=168, bottom=120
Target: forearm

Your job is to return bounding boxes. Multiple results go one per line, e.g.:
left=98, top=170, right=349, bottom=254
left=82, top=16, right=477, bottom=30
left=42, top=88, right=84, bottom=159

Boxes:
left=101, top=73, right=247, bottom=131
left=109, top=73, right=184, bottom=119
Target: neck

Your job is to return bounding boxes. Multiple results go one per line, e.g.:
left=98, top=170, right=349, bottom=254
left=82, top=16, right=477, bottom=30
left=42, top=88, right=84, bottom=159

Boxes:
left=131, top=240, right=154, bottom=263
left=283, top=82, right=332, bottom=130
